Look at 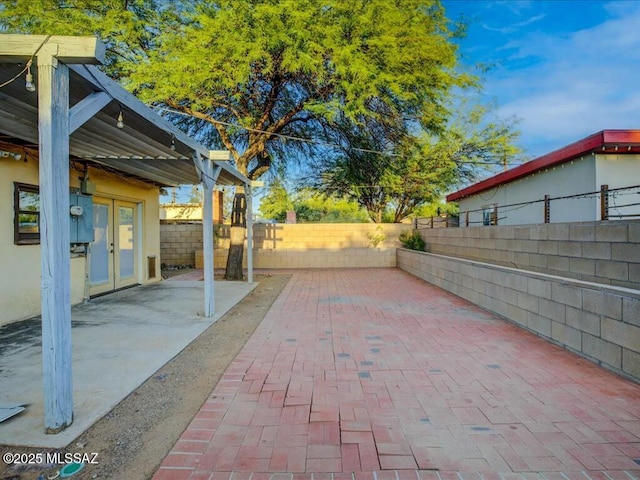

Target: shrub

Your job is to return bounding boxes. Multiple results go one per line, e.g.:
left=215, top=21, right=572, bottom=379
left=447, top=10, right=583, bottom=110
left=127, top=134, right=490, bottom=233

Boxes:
left=399, top=230, right=425, bottom=251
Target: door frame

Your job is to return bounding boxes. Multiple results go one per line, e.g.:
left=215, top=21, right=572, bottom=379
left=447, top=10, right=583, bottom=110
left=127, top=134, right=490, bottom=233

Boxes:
left=89, top=196, right=142, bottom=297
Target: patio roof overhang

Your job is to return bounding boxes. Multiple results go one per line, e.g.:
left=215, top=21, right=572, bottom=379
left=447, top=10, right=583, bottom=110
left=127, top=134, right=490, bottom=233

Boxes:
left=0, top=34, right=253, bottom=436
left=0, top=35, right=248, bottom=187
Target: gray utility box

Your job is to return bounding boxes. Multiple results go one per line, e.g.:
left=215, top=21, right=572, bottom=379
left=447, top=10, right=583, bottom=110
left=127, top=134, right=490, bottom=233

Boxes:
left=70, top=193, right=94, bottom=244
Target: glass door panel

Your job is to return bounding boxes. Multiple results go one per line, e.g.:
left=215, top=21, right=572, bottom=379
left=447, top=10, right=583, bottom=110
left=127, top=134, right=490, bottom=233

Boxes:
left=117, top=205, right=136, bottom=282
left=89, top=199, right=114, bottom=295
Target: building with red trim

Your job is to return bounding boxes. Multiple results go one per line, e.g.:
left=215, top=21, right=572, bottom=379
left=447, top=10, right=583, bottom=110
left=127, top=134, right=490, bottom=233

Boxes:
left=446, top=130, right=640, bottom=226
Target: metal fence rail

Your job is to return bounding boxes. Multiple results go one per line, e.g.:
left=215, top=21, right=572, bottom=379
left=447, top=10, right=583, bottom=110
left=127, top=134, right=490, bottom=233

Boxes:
left=415, top=184, right=640, bottom=228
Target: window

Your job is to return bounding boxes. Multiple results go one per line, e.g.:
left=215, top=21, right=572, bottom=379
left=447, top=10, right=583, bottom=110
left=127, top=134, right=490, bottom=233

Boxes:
left=482, top=208, right=491, bottom=226
left=482, top=204, right=498, bottom=226
left=14, top=183, right=40, bottom=244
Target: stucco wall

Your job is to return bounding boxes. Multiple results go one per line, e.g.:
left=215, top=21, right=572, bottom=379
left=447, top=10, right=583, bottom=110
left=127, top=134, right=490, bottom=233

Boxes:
left=458, top=155, right=598, bottom=225
left=596, top=154, right=640, bottom=220
left=397, top=249, right=640, bottom=382
left=456, top=154, right=640, bottom=227
left=1, top=158, right=161, bottom=326
left=418, top=221, right=640, bottom=290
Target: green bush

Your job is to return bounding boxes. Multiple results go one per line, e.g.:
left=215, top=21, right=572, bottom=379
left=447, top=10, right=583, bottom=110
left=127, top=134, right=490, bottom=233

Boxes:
left=399, top=230, right=425, bottom=251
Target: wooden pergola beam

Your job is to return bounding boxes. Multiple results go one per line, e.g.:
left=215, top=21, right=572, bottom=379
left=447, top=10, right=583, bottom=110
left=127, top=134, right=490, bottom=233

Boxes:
left=0, top=35, right=107, bottom=434
left=0, top=35, right=105, bottom=64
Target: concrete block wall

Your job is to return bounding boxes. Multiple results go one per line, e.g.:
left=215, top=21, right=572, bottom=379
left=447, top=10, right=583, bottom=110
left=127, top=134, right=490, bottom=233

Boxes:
left=397, top=248, right=640, bottom=382
left=418, top=220, right=640, bottom=290
left=214, top=223, right=409, bottom=250
left=163, top=222, right=412, bottom=269
left=196, top=247, right=398, bottom=269
left=159, top=222, right=203, bottom=266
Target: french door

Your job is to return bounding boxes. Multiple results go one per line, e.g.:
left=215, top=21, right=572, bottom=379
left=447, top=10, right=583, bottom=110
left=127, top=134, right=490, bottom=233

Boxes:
left=90, top=198, right=139, bottom=296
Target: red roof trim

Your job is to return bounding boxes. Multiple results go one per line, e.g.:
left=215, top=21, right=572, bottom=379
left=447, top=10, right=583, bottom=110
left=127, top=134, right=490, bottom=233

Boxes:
left=446, top=130, right=640, bottom=202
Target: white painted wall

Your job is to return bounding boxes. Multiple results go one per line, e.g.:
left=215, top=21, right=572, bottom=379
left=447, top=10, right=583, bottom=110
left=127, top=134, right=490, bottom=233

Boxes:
left=0, top=157, right=161, bottom=327
left=595, top=154, right=640, bottom=221
left=458, top=156, right=598, bottom=226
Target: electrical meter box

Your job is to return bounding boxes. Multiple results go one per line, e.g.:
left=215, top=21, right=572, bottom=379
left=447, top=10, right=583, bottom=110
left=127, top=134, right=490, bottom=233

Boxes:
left=70, top=194, right=94, bottom=244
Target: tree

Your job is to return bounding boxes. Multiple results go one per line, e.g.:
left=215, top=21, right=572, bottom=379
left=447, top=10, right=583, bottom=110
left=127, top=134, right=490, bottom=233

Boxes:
left=259, top=181, right=369, bottom=223
left=315, top=101, right=520, bottom=222
left=1, top=0, right=471, bottom=278
left=293, top=190, right=369, bottom=223
left=188, top=185, right=203, bottom=204
left=259, top=179, right=291, bottom=223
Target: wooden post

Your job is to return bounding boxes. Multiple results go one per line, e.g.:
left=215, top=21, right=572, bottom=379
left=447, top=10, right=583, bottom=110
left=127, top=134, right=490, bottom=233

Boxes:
left=201, top=156, right=220, bottom=317
left=492, top=205, right=498, bottom=225
left=465, top=210, right=469, bottom=227
left=246, top=184, right=254, bottom=284
left=544, top=195, right=550, bottom=223
left=430, top=216, right=434, bottom=228
left=600, top=184, right=609, bottom=221
left=38, top=51, right=73, bottom=433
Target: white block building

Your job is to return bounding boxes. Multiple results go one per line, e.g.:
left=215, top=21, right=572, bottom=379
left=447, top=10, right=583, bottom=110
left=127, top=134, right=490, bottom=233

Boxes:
left=447, top=130, right=640, bottom=226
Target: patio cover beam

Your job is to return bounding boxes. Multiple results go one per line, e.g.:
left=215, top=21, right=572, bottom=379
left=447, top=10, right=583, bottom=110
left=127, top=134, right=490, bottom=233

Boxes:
left=246, top=183, right=254, bottom=284
left=201, top=151, right=224, bottom=317
left=26, top=37, right=105, bottom=434
left=0, top=35, right=105, bottom=64
left=68, top=91, right=111, bottom=134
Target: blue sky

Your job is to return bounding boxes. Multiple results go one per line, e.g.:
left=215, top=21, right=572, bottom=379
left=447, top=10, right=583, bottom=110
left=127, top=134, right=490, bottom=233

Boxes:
left=443, top=0, right=640, bottom=160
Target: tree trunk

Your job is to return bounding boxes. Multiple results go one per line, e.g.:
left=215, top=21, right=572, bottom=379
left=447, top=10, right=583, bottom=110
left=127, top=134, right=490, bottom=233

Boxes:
left=224, top=191, right=246, bottom=280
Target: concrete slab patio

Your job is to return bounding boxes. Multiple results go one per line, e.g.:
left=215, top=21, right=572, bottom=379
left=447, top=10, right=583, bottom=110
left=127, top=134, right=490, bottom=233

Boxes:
left=0, top=278, right=256, bottom=448
left=155, top=268, right=640, bottom=479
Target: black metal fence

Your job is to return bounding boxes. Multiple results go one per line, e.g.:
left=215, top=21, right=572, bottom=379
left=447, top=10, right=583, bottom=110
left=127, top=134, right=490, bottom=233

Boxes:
left=415, top=184, right=640, bottom=228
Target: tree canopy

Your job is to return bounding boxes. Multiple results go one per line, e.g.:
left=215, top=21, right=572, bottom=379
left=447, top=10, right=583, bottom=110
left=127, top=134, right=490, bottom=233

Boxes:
left=1, top=1, right=520, bottom=274
left=313, top=100, right=520, bottom=222
left=1, top=0, right=471, bottom=181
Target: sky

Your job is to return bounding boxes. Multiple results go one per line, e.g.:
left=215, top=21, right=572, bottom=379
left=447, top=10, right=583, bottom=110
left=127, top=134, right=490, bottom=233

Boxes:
left=442, top=0, right=640, bottom=160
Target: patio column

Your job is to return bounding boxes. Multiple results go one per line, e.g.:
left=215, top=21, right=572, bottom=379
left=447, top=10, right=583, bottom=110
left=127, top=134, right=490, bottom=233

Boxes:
left=201, top=155, right=221, bottom=317
left=246, top=183, right=254, bottom=284
left=38, top=50, right=73, bottom=433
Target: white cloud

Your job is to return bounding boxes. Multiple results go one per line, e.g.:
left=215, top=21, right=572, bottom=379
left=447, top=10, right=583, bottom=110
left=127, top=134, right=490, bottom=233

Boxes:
left=481, top=13, right=546, bottom=34
left=491, top=0, right=535, bottom=17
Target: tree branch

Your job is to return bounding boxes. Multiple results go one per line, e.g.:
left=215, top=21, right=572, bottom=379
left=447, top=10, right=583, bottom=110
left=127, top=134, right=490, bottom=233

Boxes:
left=166, top=100, right=239, bottom=161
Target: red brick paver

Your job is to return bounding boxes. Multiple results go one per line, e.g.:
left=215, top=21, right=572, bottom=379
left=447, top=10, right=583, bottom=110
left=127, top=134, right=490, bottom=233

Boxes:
left=154, top=268, right=640, bottom=479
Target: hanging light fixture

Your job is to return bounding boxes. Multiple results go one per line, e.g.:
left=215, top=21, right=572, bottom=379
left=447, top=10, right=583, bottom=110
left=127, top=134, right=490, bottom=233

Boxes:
left=116, top=108, right=124, bottom=129
left=25, top=60, right=36, bottom=92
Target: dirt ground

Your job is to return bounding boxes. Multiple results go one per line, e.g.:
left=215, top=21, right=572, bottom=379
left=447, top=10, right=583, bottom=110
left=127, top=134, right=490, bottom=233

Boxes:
left=0, top=273, right=291, bottom=480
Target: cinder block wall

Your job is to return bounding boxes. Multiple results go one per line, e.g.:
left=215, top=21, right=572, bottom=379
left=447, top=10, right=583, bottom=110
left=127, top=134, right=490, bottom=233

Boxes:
left=418, top=221, right=640, bottom=290
left=196, top=247, right=399, bottom=269
left=162, top=222, right=412, bottom=268
left=160, top=222, right=203, bottom=266
left=397, top=249, right=640, bottom=382
left=215, top=223, right=409, bottom=250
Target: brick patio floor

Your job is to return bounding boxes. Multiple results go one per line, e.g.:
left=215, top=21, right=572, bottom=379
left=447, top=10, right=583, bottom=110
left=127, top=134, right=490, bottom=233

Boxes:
left=154, top=268, right=640, bottom=480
